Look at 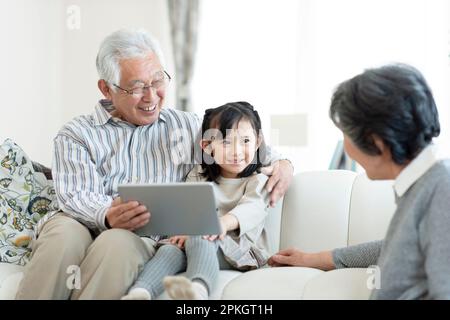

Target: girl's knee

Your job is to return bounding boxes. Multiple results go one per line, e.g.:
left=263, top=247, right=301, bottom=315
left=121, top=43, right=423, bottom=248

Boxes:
left=157, top=243, right=184, bottom=257
left=185, top=236, right=216, bottom=250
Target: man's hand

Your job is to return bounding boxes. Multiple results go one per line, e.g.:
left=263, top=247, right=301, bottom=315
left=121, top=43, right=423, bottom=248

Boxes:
left=261, top=159, right=294, bottom=207
left=168, top=235, right=189, bottom=248
left=105, top=197, right=150, bottom=231
left=268, top=248, right=335, bottom=271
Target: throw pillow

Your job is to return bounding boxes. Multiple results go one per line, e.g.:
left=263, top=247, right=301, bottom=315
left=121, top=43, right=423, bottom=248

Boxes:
left=0, top=139, right=59, bottom=265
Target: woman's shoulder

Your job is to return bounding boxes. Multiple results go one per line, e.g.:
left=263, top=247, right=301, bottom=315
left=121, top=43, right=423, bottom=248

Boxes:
left=423, top=160, right=450, bottom=187
left=428, top=160, right=450, bottom=190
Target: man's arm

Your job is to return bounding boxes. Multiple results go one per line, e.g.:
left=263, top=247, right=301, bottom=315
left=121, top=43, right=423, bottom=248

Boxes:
left=53, top=134, right=113, bottom=231
left=53, top=134, right=149, bottom=232
left=260, top=146, right=294, bottom=207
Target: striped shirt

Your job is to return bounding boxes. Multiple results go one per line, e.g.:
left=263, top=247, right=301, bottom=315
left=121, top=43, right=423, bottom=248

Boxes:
left=53, top=100, right=282, bottom=235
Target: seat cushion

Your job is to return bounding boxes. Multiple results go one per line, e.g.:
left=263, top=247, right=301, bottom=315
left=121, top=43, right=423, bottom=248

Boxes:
left=221, top=267, right=324, bottom=300
left=0, top=262, right=24, bottom=299
left=302, top=268, right=372, bottom=299
left=156, top=270, right=243, bottom=300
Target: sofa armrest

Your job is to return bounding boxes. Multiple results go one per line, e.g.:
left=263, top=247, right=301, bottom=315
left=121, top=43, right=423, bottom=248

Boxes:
left=221, top=267, right=324, bottom=300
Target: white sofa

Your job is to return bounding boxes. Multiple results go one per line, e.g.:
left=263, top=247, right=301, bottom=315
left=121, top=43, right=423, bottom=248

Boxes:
left=0, top=170, right=396, bottom=300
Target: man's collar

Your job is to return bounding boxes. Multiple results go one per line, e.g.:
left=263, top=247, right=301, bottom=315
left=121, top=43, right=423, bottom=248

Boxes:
left=92, top=100, right=114, bottom=125
left=92, top=100, right=167, bottom=126
left=393, top=144, right=439, bottom=197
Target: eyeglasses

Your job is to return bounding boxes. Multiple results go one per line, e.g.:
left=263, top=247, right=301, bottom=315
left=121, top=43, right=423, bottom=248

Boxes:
left=111, top=70, right=171, bottom=97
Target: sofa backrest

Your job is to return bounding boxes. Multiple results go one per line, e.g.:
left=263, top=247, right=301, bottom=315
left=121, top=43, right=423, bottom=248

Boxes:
left=347, top=174, right=396, bottom=246
left=263, top=199, right=283, bottom=256
left=280, top=170, right=357, bottom=252
left=276, top=170, right=397, bottom=253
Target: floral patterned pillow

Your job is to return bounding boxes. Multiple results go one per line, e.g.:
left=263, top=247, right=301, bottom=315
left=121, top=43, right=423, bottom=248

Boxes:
left=0, top=139, right=59, bottom=265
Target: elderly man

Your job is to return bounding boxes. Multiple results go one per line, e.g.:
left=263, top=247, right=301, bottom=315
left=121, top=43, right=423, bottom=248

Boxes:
left=16, top=29, right=293, bottom=300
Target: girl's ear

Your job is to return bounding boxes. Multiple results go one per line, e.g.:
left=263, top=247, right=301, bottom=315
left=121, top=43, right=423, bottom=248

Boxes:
left=200, top=139, right=213, bottom=154
left=256, top=133, right=263, bottom=149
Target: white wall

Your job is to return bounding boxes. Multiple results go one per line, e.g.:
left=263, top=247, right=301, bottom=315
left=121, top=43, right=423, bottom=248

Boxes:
left=60, top=0, right=175, bottom=122
left=309, top=0, right=450, bottom=164
left=0, top=0, right=173, bottom=166
left=0, top=0, right=64, bottom=166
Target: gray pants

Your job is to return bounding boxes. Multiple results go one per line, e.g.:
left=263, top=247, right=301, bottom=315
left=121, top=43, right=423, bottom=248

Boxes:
left=131, top=236, right=231, bottom=298
left=16, top=214, right=157, bottom=300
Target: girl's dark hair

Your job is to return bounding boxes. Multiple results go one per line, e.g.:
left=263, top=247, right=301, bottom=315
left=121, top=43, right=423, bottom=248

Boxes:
left=329, top=63, right=440, bottom=165
left=200, top=101, right=266, bottom=182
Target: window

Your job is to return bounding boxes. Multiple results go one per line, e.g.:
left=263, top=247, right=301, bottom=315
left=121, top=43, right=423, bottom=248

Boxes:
left=192, top=0, right=450, bottom=171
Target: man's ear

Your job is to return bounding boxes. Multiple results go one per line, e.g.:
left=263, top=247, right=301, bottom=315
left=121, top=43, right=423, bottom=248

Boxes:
left=98, top=80, right=112, bottom=100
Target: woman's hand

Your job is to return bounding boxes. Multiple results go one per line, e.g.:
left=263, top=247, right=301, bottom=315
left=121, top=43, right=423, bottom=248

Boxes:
left=268, top=248, right=335, bottom=271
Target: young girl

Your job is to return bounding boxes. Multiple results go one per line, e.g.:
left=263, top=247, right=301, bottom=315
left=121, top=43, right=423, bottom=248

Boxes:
left=122, top=101, right=271, bottom=300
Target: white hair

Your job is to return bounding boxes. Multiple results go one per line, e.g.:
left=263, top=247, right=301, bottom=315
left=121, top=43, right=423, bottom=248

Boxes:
left=96, top=28, right=166, bottom=89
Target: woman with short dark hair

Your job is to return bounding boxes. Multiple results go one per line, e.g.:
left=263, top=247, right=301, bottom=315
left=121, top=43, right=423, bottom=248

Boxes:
left=269, top=64, right=450, bottom=299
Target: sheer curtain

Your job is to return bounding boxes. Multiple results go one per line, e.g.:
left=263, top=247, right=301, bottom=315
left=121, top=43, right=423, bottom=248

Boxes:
left=167, top=0, right=200, bottom=111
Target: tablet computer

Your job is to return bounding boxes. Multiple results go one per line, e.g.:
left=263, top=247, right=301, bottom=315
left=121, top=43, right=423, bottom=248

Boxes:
left=118, top=182, right=221, bottom=237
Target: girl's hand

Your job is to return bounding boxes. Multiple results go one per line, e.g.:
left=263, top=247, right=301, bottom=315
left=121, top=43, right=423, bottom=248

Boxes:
left=203, top=217, right=228, bottom=241
left=168, top=235, right=189, bottom=248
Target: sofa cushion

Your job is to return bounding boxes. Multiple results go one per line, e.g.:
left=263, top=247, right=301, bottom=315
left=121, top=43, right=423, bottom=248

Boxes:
left=154, top=270, right=242, bottom=300
left=221, top=267, right=323, bottom=299
left=302, top=268, right=372, bottom=299
left=0, top=139, right=59, bottom=265
left=0, top=262, right=24, bottom=299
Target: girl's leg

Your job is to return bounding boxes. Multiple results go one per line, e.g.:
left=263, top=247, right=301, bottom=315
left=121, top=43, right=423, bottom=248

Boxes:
left=122, top=244, right=186, bottom=299
left=164, top=236, right=219, bottom=299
